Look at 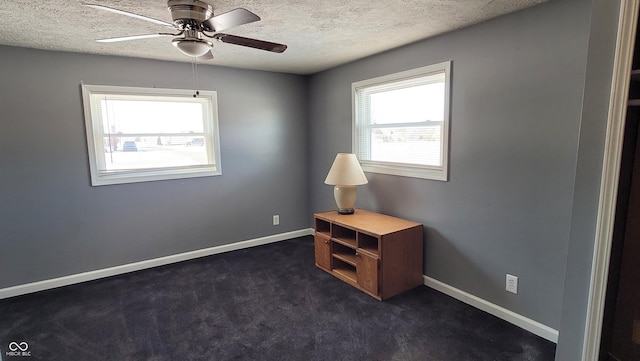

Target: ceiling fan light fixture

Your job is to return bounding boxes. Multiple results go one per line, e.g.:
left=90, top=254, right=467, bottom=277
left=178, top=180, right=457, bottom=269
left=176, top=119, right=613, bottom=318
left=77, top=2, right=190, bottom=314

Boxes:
left=172, top=38, right=213, bottom=57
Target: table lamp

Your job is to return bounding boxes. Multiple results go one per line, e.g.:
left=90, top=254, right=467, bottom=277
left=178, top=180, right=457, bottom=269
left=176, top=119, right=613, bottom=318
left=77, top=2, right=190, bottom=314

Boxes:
left=324, top=153, right=368, bottom=214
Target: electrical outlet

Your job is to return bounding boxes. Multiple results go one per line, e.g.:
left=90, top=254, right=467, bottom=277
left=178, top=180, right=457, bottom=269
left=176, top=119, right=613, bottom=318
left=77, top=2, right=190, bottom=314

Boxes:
left=506, top=274, right=518, bottom=294
left=272, top=215, right=280, bottom=226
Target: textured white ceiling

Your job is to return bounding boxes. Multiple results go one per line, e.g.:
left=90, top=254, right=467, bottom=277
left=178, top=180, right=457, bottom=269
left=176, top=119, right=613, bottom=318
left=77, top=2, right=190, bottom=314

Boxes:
left=0, top=0, right=546, bottom=74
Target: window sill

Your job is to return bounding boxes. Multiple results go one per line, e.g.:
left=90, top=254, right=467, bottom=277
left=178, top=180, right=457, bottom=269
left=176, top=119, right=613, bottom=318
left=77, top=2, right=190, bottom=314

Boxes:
left=91, top=166, right=221, bottom=186
left=360, top=161, right=448, bottom=181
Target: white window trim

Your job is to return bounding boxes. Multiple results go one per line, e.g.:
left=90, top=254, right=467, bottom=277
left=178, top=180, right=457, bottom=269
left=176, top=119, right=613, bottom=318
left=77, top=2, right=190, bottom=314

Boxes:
left=352, top=61, right=451, bottom=181
left=81, top=84, right=222, bottom=186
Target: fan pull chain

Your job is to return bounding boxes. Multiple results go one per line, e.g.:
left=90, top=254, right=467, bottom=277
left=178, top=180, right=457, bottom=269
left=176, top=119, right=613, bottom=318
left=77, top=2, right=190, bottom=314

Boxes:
left=192, top=57, right=200, bottom=97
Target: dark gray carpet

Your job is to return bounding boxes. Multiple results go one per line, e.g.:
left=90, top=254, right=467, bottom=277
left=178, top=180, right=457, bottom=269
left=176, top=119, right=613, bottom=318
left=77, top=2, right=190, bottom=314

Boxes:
left=0, top=236, right=556, bottom=360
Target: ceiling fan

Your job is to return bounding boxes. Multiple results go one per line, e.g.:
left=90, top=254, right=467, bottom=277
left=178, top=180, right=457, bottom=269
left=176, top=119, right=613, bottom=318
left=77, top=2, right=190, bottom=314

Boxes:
left=84, top=0, right=287, bottom=60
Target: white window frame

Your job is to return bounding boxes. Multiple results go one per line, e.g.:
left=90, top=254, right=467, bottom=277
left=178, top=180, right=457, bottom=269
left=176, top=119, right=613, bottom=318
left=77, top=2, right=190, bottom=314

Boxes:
left=352, top=61, right=451, bottom=181
left=81, top=84, right=222, bottom=186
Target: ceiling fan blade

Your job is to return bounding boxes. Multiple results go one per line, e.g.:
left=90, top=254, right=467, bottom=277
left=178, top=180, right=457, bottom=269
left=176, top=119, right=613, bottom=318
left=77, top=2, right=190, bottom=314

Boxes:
left=83, top=3, right=174, bottom=29
left=213, top=34, right=287, bottom=53
left=201, top=8, right=260, bottom=32
left=197, top=51, right=214, bottom=61
left=96, top=33, right=172, bottom=43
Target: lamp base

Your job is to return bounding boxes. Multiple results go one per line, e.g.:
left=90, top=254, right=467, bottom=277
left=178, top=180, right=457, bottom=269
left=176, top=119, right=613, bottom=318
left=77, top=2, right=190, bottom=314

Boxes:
left=337, top=208, right=355, bottom=215
left=333, top=185, right=357, bottom=216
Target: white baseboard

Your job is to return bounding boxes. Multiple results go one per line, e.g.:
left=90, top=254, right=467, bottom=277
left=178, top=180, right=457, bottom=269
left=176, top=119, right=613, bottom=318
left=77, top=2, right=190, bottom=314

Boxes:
left=423, top=275, right=559, bottom=343
left=0, top=228, right=314, bottom=300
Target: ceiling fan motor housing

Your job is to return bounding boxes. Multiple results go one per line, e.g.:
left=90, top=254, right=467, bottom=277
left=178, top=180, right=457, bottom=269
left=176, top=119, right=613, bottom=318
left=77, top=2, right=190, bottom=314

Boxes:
left=167, top=0, right=213, bottom=30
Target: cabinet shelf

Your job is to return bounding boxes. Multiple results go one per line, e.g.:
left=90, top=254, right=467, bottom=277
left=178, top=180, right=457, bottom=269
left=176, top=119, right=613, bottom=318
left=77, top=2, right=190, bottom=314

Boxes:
left=332, top=237, right=357, bottom=249
left=333, top=253, right=356, bottom=266
left=333, top=259, right=357, bottom=283
left=358, top=232, right=379, bottom=256
left=332, top=224, right=357, bottom=247
left=314, top=209, right=423, bottom=300
left=315, top=218, right=331, bottom=238
left=332, top=242, right=357, bottom=265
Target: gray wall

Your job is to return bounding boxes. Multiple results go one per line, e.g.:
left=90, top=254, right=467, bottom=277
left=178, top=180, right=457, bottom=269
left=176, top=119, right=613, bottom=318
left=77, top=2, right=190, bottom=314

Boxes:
left=556, top=0, right=620, bottom=359
left=0, top=46, right=309, bottom=288
left=308, top=0, right=599, bottom=338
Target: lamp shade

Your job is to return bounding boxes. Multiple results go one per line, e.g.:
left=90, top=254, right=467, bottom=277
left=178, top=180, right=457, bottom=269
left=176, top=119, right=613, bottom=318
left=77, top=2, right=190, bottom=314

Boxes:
left=172, top=39, right=212, bottom=57
left=324, top=153, right=368, bottom=185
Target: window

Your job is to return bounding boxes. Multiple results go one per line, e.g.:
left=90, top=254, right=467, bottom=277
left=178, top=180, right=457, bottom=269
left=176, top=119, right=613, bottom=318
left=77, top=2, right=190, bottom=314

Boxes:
left=81, top=84, right=221, bottom=186
left=352, top=61, right=451, bottom=181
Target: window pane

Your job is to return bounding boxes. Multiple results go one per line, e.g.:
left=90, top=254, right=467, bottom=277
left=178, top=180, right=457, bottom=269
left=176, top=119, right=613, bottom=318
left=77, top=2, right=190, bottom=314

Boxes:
left=100, top=99, right=204, bottom=134
left=100, top=136, right=209, bottom=171
left=369, top=82, right=444, bottom=125
left=370, top=126, right=442, bottom=166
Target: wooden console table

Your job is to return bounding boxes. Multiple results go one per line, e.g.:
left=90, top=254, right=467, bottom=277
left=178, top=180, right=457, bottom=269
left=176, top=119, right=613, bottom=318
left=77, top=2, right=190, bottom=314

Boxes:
left=314, top=209, right=423, bottom=300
